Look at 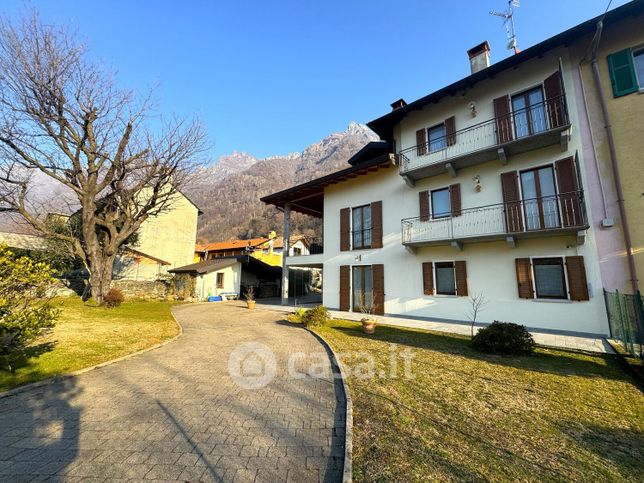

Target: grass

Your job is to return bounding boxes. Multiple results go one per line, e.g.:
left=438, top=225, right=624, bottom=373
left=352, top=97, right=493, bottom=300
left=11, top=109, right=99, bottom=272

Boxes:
left=314, top=320, right=644, bottom=482
left=0, top=297, right=180, bottom=392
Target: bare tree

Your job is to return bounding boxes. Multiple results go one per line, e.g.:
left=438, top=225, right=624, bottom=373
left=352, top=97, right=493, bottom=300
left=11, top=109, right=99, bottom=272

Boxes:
left=0, top=13, right=207, bottom=303
left=467, top=291, right=488, bottom=338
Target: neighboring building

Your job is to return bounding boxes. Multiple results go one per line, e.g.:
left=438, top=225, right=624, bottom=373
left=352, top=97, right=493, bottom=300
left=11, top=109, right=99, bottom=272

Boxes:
left=259, top=4, right=644, bottom=336
left=113, top=190, right=202, bottom=281
left=195, top=235, right=313, bottom=264
left=567, top=0, right=644, bottom=294
left=0, top=231, right=47, bottom=251
left=169, top=255, right=281, bottom=300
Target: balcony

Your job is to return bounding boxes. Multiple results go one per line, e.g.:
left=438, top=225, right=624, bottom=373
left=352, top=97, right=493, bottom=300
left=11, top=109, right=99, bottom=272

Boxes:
left=398, top=95, right=571, bottom=184
left=401, top=191, right=588, bottom=248
left=285, top=237, right=324, bottom=267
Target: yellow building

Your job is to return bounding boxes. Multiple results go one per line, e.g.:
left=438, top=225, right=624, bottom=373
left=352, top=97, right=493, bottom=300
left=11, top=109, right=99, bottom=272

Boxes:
left=571, top=0, right=644, bottom=293
left=113, top=190, right=202, bottom=281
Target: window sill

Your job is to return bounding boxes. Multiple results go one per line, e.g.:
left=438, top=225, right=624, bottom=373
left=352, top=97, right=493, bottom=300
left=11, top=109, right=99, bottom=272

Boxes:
left=531, top=298, right=572, bottom=304
left=429, top=294, right=458, bottom=299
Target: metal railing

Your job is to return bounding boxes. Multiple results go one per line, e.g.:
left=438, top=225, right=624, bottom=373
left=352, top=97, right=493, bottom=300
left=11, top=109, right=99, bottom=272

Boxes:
left=401, top=191, right=587, bottom=245
left=604, top=289, right=644, bottom=359
left=398, top=95, right=569, bottom=175
left=290, top=237, right=323, bottom=256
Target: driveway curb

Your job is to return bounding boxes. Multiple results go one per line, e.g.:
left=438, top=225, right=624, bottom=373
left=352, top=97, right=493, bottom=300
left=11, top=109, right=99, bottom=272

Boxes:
left=0, top=306, right=184, bottom=400
left=305, top=327, right=353, bottom=483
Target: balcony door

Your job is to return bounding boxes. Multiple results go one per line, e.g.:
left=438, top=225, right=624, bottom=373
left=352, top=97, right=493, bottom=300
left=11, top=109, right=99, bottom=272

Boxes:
left=512, top=87, right=547, bottom=138
left=352, top=265, right=373, bottom=312
left=520, top=166, right=560, bottom=231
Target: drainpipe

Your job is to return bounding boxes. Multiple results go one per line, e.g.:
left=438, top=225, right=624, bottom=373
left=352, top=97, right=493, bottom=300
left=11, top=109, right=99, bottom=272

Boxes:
left=281, top=203, right=291, bottom=305
left=588, top=20, right=639, bottom=293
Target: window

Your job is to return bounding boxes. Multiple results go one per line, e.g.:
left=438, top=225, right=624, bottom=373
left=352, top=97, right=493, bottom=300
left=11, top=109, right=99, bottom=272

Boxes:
left=520, top=166, right=560, bottom=231
left=216, top=272, right=224, bottom=289
left=427, top=124, right=446, bottom=152
left=634, top=48, right=644, bottom=89
left=512, top=87, right=547, bottom=138
left=352, top=204, right=372, bottom=249
left=435, top=262, right=456, bottom=295
left=352, top=265, right=373, bottom=311
left=293, top=247, right=302, bottom=256
left=607, top=48, right=640, bottom=97
left=431, top=188, right=451, bottom=219
left=532, top=258, right=567, bottom=299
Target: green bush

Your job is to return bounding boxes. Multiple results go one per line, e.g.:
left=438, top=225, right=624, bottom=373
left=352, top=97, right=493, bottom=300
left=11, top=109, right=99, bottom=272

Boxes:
left=103, top=288, right=125, bottom=308
left=0, top=245, right=59, bottom=371
left=301, top=305, right=329, bottom=328
left=471, top=321, right=535, bottom=355
left=287, top=307, right=307, bottom=324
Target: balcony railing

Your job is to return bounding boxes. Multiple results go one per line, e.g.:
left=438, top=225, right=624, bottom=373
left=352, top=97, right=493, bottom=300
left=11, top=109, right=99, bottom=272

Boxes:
left=401, top=191, right=587, bottom=246
left=398, top=95, right=569, bottom=178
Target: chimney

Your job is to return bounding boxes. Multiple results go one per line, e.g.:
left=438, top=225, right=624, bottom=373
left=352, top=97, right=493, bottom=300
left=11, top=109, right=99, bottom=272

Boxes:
left=467, top=41, right=491, bottom=74
left=390, top=98, right=407, bottom=111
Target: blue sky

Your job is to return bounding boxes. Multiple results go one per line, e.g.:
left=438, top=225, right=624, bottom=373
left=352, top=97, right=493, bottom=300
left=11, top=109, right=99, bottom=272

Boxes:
left=1, top=0, right=626, bottom=162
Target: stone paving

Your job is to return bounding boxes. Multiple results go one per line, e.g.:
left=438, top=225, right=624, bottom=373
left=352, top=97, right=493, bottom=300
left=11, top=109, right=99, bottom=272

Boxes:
left=0, top=302, right=345, bottom=482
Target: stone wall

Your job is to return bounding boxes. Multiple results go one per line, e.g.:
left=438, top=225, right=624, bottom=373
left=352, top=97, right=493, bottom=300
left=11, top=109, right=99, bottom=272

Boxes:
left=111, top=279, right=170, bottom=300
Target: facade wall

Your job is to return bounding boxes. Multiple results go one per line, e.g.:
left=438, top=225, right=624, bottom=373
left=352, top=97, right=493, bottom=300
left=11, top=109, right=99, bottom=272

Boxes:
left=115, top=192, right=200, bottom=281
left=195, top=264, right=241, bottom=299
left=321, top=50, right=610, bottom=335
left=570, top=17, right=644, bottom=293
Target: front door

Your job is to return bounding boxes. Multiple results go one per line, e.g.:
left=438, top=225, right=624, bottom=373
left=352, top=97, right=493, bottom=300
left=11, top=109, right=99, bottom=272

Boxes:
left=352, top=265, right=373, bottom=312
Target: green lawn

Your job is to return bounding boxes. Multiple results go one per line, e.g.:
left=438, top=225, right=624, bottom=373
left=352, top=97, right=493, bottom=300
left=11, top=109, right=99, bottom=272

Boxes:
left=0, top=297, right=180, bottom=392
left=314, top=320, right=644, bottom=482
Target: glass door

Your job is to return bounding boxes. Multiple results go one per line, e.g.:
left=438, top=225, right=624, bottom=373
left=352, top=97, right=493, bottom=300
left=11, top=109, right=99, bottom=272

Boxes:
left=520, top=166, right=560, bottom=231
left=352, top=266, right=373, bottom=312
left=512, top=87, right=547, bottom=138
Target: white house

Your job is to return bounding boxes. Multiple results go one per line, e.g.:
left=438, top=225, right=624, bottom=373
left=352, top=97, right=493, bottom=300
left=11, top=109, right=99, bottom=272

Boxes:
left=263, top=29, right=614, bottom=336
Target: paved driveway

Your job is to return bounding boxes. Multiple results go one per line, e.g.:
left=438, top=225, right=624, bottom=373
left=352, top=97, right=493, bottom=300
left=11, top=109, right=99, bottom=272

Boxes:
left=0, top=303, right=345, bottom=482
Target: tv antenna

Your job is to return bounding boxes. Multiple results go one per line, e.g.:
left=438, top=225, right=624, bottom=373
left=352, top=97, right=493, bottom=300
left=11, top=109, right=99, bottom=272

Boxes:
left=490, top=0, right=521, bottom=54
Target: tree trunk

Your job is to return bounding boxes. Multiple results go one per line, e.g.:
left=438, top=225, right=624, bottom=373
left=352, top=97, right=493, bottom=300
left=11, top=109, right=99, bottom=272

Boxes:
left=88, top=254, right=116, bottom=304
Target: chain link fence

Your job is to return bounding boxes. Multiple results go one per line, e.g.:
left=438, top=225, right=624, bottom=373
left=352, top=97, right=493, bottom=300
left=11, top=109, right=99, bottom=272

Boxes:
left=604, top=290, right=644, bottom=359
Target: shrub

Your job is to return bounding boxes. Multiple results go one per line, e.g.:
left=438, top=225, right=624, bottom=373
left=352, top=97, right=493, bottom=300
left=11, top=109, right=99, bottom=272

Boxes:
left=103, top=288, right=125, bottom=308
left=301, top=305, right=329, bottom=328
left=287, top=307, right=307, bottom=324
left=0, top=245, right=59, bottom=371
left=471, top=321, right=535, bottom=355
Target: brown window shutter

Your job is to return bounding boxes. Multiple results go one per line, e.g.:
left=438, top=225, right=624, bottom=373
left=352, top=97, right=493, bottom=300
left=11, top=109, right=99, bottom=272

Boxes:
left=339, top=265, right=350, bottom=311
left=455, top=261, right=468, bottom=297
left=555, top=157, right=582, bottom=227
left=515, top=258, right=534, bottom=299
left=372, top=264, right=385, bottom=315
left=416, top=128, right=427, bottom=156
left=449, top=183, right=461, bottom=217
left=544, top=70, right=566, bottom=128
left=566, top=256, right=589, bottom=301
left=419, top=190, right=430, bottom=222
left=501, top=171, right=524, bottom=233
left=493, top=95, right=513, bottom=144
left=422, top=262, right=434, bottom=295
left=371, top=201, right=383, bottom=248
left=340, top=208, right=350, bottom=251
left=445, top=116, right=456, bottom=146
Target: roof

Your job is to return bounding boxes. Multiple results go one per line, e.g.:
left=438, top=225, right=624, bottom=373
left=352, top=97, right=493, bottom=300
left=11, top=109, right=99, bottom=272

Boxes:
left=196, top=235, right=311, bottom=253
left=260, top=153, right=395, bottom=216
left=367, top=0, right=644, bottom=141
left=123, top=247, right=170, bottom=266
left=347, top=141, right=392, bottom=166
left=196, top=237, right=268, bottom=253
left=168, top=258, right=239, bottom=274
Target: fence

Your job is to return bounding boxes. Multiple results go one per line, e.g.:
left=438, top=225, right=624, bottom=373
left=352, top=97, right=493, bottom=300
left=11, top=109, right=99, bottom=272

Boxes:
left=604, top=289, right=644, bottom=359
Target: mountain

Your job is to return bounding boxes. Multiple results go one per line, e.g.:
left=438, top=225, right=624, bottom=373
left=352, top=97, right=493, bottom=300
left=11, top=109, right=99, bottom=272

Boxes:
left=188, top=122, right=379, bottom=242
